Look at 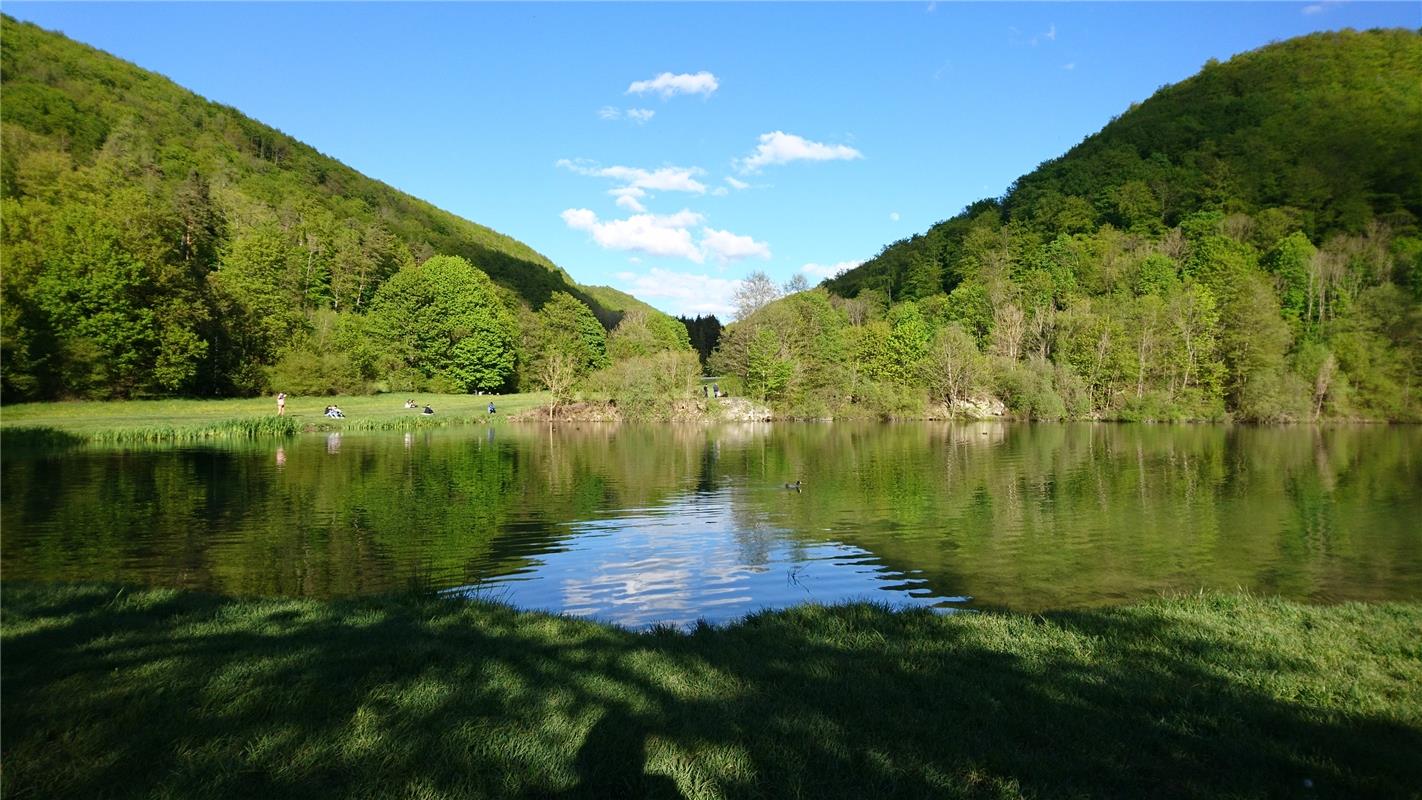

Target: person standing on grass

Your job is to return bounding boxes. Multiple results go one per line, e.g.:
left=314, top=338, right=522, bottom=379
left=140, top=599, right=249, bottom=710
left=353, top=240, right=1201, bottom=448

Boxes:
left=276, top=392, right=287, bottom=416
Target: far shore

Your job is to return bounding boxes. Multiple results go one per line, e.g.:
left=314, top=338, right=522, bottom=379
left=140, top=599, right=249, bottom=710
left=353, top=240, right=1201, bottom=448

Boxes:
left=3, top=392, right=1411, bottom=448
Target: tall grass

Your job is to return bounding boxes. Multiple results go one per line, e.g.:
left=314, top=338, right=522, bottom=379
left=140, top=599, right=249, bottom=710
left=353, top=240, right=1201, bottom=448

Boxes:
left=80, top=415, right=305, bottom=444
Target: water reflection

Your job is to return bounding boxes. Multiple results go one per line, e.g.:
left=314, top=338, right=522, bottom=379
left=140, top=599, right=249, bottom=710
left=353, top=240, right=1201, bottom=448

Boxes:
left=2, top=423, right=1419, bottom=626
left=456, top=489, right=960, bottom=627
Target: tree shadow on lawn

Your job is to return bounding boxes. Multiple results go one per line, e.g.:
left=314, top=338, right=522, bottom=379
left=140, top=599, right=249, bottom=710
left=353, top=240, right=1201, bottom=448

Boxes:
left=2, top=585, right=1418, bottom=799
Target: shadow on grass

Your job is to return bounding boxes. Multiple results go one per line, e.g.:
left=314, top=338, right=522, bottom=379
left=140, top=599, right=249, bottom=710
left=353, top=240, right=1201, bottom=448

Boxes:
left=2, top=585, right=1419, bottom=799
left=0, top=426, right=88, bottom=450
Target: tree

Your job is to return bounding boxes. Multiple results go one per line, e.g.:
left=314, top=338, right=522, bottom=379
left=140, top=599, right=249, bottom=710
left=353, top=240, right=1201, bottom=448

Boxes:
left=529, top=292, right=608, bottom=376
left=924, top=324, right=983, bottom=405
left=782, top=273, right=811, bottom=294
left=1263, top=232, right=1316, bottom=330
left=733, top=271, right=780, bottom=320
left=366, top=255, right=517, bottom=392
left=901, top=254, right=943, bottom=300
left=607, top=310, right=692, bottom=361
left=536, top=351, right=580, bottom=418
left=678, top=314, right=723, bottom=366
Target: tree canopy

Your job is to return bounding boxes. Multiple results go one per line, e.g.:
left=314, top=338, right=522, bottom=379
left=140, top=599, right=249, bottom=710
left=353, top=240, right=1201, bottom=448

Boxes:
left=0, top=15, right=690, bottom=400
left=746, top=29, right=1422, bottom=421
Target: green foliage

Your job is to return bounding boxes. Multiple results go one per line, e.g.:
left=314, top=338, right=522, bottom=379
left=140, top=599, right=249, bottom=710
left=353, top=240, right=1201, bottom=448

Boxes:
left=678, top=314, right=724, bottom=367
left=1263, top=232, right=1316, bottom=329
left=606, top=309, right=693, bottom=361
left=943, top=280, right=994, bottom=345
left=366, top=256, right=517, bottom=393
left=711, top=290, right=850, bottom=416
left=993, top=357, right=1067, bottom=420
left=807, top=28, right=1422, bottom=421
left=923, top=324, right=985, bottom=406
left=0, top=16, right=616, bottom=401
left=588, top=350, right=701, bottom=420
left=526, top=292, right=609, bottom=379
left=267, top=311, right=367, bottom=396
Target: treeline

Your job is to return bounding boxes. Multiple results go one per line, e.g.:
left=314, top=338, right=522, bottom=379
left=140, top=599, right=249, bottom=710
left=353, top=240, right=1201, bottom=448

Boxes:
left=0, top=16, right=679, bottom=402
left=719, top=29, right=1422, bottom=422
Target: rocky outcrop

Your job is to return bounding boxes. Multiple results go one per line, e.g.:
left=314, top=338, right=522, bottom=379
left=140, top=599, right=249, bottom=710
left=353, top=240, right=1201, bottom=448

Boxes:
left=924, top=396, right=1009, bottom=420
left=712, top=398, right=774, bottom=422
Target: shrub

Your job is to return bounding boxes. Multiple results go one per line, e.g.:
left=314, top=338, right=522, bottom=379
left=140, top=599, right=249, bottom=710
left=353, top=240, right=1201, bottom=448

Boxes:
left=588, top=351, right=701, bottom=420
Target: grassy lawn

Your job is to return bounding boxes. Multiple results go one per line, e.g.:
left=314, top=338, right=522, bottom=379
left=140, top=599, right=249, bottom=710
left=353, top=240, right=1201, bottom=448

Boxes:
left=2, top=586, right=1419, bottom=799
left=0, top=393, right=549, bottom=444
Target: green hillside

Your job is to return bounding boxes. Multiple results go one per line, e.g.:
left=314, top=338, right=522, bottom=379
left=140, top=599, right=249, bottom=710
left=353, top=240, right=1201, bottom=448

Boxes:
left=724, top=29, right=1421, bottom=421
left=0, top=16, right=668, bottom=400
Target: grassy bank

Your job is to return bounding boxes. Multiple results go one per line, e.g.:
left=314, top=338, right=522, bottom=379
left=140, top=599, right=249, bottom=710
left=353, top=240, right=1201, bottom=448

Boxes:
left=0, top=393, right=549, bottom=446
left=3, top=586, right=1419, bottom=799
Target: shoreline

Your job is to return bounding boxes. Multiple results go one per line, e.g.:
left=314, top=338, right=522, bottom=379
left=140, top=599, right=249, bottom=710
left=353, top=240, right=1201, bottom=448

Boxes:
left=3, top=584, right=1419, bottom=798
left=3, top=406, right=1410, bottom=449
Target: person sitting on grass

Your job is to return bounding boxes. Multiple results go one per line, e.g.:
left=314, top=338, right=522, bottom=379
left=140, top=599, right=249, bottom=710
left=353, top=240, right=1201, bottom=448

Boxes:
left=488, top=401, right=496, bottom=414
left=422, top=405, right=435, bottom=416
left=403, top=399, right=417, bottom=409
left=325, top=405, right=345, bottom=418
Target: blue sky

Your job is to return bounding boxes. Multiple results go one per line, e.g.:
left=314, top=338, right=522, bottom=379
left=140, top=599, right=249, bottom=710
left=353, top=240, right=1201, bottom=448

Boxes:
left=8, top=2, right=1419, bottom=317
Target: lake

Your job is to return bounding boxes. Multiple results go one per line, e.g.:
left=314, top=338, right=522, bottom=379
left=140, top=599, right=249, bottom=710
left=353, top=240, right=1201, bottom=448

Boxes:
left=3, top=423, right=1419, bottom=626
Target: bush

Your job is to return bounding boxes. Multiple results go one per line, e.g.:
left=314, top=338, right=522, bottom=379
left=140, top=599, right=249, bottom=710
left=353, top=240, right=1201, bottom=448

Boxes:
left=994, top=357, right=1066, bottom=420
left=588, top=351, right=701, bottom=420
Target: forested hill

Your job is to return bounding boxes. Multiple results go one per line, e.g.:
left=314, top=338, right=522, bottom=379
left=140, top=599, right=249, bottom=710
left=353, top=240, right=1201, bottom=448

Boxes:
left=0, top=15, right=650, bottom=400
left=828, top=29, right=1422, bottom=300
left=727, top=28, right=1421, bottom=422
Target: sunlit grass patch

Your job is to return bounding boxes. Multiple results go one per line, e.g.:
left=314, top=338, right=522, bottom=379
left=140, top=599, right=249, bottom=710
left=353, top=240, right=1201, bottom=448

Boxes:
left=0, top=392, right=551, bottom=446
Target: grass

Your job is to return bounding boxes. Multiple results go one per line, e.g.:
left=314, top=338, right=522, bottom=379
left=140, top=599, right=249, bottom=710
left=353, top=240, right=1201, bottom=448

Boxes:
left=3, top=586, right=1419, bottom=799
left=0, top=393, right=550, bottom=446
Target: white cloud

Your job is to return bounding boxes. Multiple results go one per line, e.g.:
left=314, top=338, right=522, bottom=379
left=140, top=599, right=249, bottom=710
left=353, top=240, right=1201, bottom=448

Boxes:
left=613, top=267, right=741, bottom=317
left=612, top=187, right=647, bottom=212
left=562, top=208, right=769, bottom=265
left=561, top=208, right=706, bottom=262
left=557, top=159, right=707, bottom=195
left=801, top=260, right=862, bottom=279
left=1062, top=62, right=1076, bottom=71
left=711, top=187, right=729, bottom=197
left=561, top=208, right=599, bottom=230
left=627, top=71, right=719, bottom=98
left=889, top=211, right=901, bottom=222
left=725, top=176, right=750, bottom=190
left=737, top=131, right=863, bottom=174
left=701, top=228, right=771, bottom=262
left=601, top=166, right=706, bottom=193
left=599, top=107, right=656, bottom=124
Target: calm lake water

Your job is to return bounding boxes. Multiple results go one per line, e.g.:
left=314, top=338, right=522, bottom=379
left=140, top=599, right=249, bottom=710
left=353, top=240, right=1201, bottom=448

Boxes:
left=3, top=423, right=1420, bottom=626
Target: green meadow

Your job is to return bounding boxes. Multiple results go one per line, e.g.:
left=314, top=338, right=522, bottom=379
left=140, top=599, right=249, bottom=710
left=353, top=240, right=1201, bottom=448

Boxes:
left=0, top=393, right=549, bottom=445
left=3, top=585, right=1419, bottom=799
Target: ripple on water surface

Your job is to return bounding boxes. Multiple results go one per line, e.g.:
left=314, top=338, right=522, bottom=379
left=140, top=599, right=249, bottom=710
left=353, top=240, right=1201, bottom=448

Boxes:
left=453, top=489, right=967, bottom=628
left=3, top=422, right=1420, bottom=626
